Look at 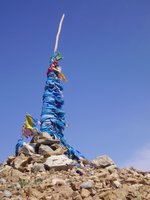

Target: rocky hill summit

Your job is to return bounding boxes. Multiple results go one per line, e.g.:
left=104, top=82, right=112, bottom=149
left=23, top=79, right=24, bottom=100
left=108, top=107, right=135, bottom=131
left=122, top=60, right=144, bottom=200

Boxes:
left=0, top=133, right=150, bottom=200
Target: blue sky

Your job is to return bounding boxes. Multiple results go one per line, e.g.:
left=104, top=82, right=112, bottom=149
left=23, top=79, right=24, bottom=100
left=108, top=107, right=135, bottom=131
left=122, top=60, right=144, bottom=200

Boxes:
left=0, top=0, right=150, bottom=170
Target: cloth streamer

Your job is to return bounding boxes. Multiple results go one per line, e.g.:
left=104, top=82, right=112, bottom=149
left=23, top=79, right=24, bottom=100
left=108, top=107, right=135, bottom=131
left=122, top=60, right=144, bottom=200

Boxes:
left=40, top=52, right=84, bottom=160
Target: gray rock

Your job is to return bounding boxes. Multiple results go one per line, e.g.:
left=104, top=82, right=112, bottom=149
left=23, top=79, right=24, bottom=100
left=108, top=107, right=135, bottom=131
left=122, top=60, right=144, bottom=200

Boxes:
left=92, top=155, right=116, bottom=168
left=0, top=178, right=6, bottom=184
left=38, top=144, right=54, bottom=156
left=80, top=181, right=94, bottom=189
left=3, top=190, right=12, bottom=197
left=44, top=155, right=76, bottom=170
left=32, top=162, right=45, bottom=172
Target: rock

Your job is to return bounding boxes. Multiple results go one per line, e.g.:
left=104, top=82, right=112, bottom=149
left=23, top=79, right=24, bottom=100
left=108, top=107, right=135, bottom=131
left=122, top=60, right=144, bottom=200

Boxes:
left=41, top=132, right=53, bottom=140
left=76, top=169, right=85, bottom=176
left=30, top=188, right=44, bottom=199
left=3, top=190, right=12, bottom=197
left=11, top=168, right=29, bottom=180
left=72, top=191, right=82, bottom=200
left=14, top=182, right=21, bottom=190
left=19, top=144, right=35, bottom=156
left=37, top=138, right=60, bottom=145
left=92, top=155, right=116, bottom=168
left=80, top=181, right=94, bottom=189
left=55, top=185, right=74, bottom=198
left=0, top=178, right=6, bottom=184
left=13, top=154, right=29, bottom=169
left=38, top=144, right=54, bottom=156
left=44, top=155, right=76, bottom=170
left=30, top=154, right=44, bottom=163
left=51, top=193, right=60, bottom=200
left=112, top=180, right=121, bottom=188
left=31, top=162, right=45, bottom=172
left=52, top=178, right=66, bottom=186
left=50, top=143, right=67, bottom=155
left=0, top=165, right=12, bottom=177
left=6, top=156, right=16, bottom=165
left=81, top=188, right=90, bottom=198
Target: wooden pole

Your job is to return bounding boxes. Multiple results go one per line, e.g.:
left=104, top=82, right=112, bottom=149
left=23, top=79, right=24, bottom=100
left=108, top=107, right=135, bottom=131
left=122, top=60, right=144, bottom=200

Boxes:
left=54, top=14, right=65, bottom=52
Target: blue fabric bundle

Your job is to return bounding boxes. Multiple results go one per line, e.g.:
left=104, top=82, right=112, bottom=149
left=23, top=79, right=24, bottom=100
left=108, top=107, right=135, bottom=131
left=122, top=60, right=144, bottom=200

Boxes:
left=40, top=52, right=84, bottom=160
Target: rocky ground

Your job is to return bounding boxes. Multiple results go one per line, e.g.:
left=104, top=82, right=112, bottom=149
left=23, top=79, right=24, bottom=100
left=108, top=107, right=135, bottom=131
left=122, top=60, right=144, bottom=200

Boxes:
left=0, top=133, right=150, bottom=200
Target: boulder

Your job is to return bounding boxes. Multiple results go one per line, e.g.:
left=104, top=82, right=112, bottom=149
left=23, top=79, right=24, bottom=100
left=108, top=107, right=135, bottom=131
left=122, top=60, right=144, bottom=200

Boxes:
left=92, top=155, right=116, bottom=168
left=38, top=144, right=54, bottom=156
left=19, top=144, right=35, bottom=156
left=44, top=155, right=76, bottom=170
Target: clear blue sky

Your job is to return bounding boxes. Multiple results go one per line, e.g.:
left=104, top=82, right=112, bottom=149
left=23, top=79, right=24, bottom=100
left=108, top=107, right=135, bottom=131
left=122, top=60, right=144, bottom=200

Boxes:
left=0, top=1, right=150, bottom=170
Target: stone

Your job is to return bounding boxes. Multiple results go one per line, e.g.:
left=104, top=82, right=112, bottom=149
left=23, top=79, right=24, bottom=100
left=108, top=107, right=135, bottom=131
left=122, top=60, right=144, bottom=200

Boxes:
left=31, top=162, right=45, bottom=173
left=51, top=193, right=60, bottom=200
left=13, top=154, right=29, bottom=169
left=30, top=154, right=44, bottom=163
left=113, top=180, right=121, bottom=188
left=3, top=190, right=12, bottom=198
left=55, top=185, right=74, bottom=198
left=92, top=155, right=116, bottom=168
left=52, top=178, right=66, bottom=186
left=6, top=156, right=16, bottom=165
left=38, top=144, right=54, bottom=156
left=11, top=168, right=29, bottom=180
left=44, top=155, right=76, bottom=170
left=19, top=144, right=35, bottom=156
left=50, top=143, right=67, bottom=155
left=81, top=188, right=90, bottom=198
left=76, top=169, right=85, bottom=176
left=80, top=181, right=94, bottom=189
left=41, top=132, right=53, bottom=140
left=0, top=178, right=6, bottom=184
left=0, top=165, right=12, bottom=177
left=37, top=138, right=60, bottom=145
left=30, top=188, right=44, bottom=199
left=92, top=195, right=100, bottom=200
left=14, top=182, right=21, bottom=190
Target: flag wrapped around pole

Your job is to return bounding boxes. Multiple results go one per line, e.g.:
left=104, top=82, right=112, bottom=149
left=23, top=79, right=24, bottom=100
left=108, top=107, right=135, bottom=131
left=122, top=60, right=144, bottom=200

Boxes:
left=40, top=51, right=84, bottom=159
left=40, top=14, right=84, bottom=159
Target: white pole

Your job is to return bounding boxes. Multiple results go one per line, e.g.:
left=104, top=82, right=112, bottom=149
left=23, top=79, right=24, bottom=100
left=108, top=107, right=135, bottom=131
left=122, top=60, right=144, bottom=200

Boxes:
left=54, top=14, right=65, bottom=52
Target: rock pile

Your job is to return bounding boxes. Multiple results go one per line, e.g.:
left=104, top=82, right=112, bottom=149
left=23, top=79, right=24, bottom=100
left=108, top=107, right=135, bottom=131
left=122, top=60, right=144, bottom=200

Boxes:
left=9, top=132, right=77, bottom=173
left=0, top=134, right=150, bottom=199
